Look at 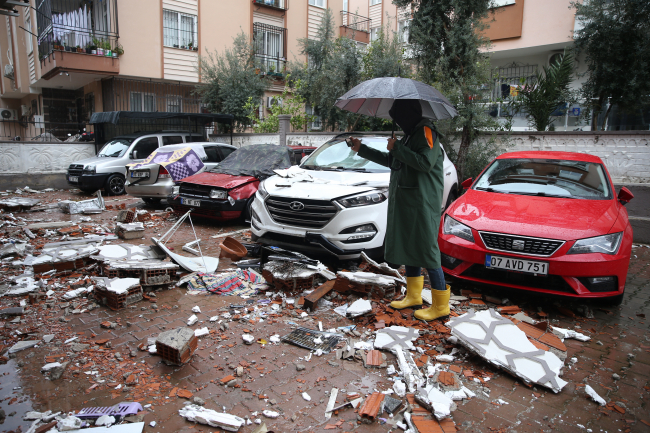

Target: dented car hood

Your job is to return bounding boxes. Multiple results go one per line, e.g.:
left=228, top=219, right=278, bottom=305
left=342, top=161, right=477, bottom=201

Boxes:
left=264, top=166, right=390, bottom=200
left=180, top=172, right=256, bottom=190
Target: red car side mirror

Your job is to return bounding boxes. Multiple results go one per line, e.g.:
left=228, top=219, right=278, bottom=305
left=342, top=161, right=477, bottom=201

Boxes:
left=461, top=178, right=473, bottom=190
left=618, top=187, right=634, bottom=205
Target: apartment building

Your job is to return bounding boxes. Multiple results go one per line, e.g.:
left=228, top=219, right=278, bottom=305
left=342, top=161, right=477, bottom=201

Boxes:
left=483, top=0, right=592, bottom=131
left=0, top=0, right=407, bottom=141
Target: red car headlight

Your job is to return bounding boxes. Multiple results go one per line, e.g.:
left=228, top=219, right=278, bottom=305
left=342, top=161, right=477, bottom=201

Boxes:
left=567, top=232, right=623, bottom=255
left=443, top=215, right=474, bottom=243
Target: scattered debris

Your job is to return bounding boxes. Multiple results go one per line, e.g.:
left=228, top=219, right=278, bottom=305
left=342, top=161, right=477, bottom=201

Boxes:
left=156, top=327, right=198, bottom=365
left=178, top=405, right=245, bottom=431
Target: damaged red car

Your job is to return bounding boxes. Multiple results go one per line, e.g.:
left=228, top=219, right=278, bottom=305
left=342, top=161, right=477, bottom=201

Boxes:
left=168, top=144, right=313, bottom=221
left=439, top=151, right=634, bottom=304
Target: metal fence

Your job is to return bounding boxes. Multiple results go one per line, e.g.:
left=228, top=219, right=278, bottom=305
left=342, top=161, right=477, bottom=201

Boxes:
left=36, top=0, right=120, bottom=59
left=0, top=119, right=94, bottom=142
left=341, top=11, right=371, bottom=33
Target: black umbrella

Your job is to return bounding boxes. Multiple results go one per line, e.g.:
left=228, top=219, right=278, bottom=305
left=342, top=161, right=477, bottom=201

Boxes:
left=335, top=77, right=458, bottom=121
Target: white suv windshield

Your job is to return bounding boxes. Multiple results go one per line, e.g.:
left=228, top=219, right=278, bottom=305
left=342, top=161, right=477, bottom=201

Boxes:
left=97, top=138, right=133, bottom=157
left=474, top=158, right=612, bottom=199
left=301, top=137, right=391, bottom=172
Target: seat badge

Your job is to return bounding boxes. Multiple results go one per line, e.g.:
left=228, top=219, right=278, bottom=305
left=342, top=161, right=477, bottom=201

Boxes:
left=512, top=239, right=525, bottom=251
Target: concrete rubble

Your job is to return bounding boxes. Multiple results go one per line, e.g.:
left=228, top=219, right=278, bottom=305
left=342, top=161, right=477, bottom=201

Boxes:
left=0, top=188, right=643, bottom=433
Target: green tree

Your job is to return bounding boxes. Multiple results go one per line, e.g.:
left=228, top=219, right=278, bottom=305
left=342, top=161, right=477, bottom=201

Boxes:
left=393, top=0, right=502, bottom=180
left=511, top=50, right=576, bottom=131
left=195, top=32, right=269, bottom=132
left=290, top=9, right=363, bottom=131
left=571, top=0, right=650, bottom=130
left=244, top=75, right=316, bottom=133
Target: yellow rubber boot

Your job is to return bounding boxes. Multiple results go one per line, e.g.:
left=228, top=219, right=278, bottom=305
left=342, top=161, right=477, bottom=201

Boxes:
left=390, top=276, right=424, bottom=310
left=414, top=284, right=451, bottom=321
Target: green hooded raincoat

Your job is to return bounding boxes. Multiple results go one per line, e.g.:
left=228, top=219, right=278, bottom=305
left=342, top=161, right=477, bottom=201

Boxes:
left=357, top=119, right=444, bottom=269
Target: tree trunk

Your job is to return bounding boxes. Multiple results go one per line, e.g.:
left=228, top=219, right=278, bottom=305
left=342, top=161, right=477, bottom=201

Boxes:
left=601, top=102, right=613, bottom=131
left=456, top=123, right=472, bottom=182
left=591, top=95, right=604, bottom=131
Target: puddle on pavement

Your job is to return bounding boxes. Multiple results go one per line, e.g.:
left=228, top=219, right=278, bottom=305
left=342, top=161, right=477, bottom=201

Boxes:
left=0, top=360, right=34, bottom=433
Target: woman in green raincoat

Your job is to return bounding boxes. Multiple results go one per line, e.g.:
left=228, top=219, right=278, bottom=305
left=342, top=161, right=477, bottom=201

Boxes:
left=348, top=99, right=449, bottom=321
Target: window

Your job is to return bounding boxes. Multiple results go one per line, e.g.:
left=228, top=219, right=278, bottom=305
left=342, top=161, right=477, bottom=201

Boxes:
left=219, top=147, right=236, bottom=160
left=167, top=96, right=182, bottom=113
left=131, top=137, right=160, bottom=160
left=163, top=10, right=197, bottom=48
left=398, top=20, right=410, bottom=44
left=308, top=0, right=326, bottom=8
left=370, top=0, right=382, bottom=5
left=130, top=92, right=156, bottom=112
left=306, top=105, right=322, bottom=130
left=162, top=136, right=183, bottom=145
left=204, top=146, right=221, bottom=163
left=253, top=23, right=286, bottom=72
left=25, top=15, right=33, bottom=54
left=343, top=0, right=348, bottom=11
left=370, top=27, right=379, bottom=41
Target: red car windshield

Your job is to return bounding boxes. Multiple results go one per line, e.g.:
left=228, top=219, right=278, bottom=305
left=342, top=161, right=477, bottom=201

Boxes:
left=474, top=158, right=612, bottom=200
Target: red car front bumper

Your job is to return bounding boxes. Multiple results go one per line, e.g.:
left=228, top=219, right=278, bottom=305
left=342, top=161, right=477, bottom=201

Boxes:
left=438, top=226, right=632, bottom=300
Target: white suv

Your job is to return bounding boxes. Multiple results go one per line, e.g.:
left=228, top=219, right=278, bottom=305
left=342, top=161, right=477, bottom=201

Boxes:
left=250, top=134, right=459, bottom=260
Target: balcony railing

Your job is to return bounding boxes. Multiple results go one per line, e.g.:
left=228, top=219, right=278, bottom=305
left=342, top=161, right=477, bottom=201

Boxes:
left=341, top=11, right=371, bottom=33
left=253, top=23, right=286, bottom=77
left=36, top=0, right=119, bottom=59
left=253, top=0, right=289, bottom=12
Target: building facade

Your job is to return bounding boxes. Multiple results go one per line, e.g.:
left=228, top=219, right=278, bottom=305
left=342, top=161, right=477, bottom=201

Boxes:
left=0, top=0, right=407, bottom=141
left=482, top=0, right=593, bottom=131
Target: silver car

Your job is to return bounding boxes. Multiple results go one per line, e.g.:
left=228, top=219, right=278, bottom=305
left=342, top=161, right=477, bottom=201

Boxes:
left=125, top=142, right=236, bottom=205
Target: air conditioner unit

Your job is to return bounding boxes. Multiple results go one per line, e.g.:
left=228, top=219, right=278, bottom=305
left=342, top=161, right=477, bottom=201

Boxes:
left=0, top=109, right=18, bottom=120
left=3, top=64, right=14, bottom=80
left=20, top=105, right=30, bottom=116
left=267, top=96, right=282, bottom=108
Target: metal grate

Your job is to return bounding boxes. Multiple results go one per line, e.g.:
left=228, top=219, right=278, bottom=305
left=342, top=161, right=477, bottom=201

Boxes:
left=341, top=11, right=371, bottom=33
left=280, top=327, right=344, bottom=353
left=479, top=232, right=564, bottom=257
left=253, top=22, right=287, bottom=74
left=253, top=0, right=289, bottom=11
left=265, top=196, right=338, bottom=229
left=179, top=184, right=213, bottom=199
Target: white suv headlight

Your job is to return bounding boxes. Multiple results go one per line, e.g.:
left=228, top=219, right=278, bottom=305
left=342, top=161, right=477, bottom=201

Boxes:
left=257, top=181, right=269, bottom=200
left=83, top=164, right=96, bottom=174
left=335, top=190, right=387, bottom=208
left=443, top=215, right=474, bottom=243
left=209, top=189, right=227, bottom=199
left=567, top=232, right=623, bottom=255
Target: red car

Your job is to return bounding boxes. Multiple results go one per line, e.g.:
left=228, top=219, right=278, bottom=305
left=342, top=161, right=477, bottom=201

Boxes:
left=439, top=151, right=634, bottom=304
left=168, top=144, right=315, bottom=221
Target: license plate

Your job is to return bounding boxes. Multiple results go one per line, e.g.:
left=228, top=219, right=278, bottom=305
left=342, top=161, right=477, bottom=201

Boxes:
left=181, top=198, right=201, bottom=207
left=69, top=176, right=78, bottom=182
left=485, top=254, right=548, bottom=275
left=130, top=171, right=149, bottom=178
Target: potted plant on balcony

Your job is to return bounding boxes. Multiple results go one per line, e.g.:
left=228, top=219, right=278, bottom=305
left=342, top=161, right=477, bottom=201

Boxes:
left=64, top=42, right=72, bottom=52
left=115, top=44, right=124, bottom=57
left=187, top=41, right=193, bottom=50
left=53, top=40, right=62, bottom=51
left=96, top=39, right=104, bottom=56
left=102, top=40, right=112, bottom=57
left=91, top=38, right=100, bottom=55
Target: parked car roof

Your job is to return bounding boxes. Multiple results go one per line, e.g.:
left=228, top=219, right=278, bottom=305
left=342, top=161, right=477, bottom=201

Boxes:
left=498, top=151, right=605, bottom=163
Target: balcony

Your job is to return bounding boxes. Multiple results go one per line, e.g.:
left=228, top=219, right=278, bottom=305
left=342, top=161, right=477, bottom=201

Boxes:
left=253, top=23, right=286, bottom=79
left=340, top=11, right=371, bottom=44
left=252, top=0, right=289, bottom=12
left=36, top=0, right=119, bottom=78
